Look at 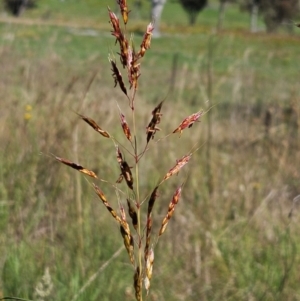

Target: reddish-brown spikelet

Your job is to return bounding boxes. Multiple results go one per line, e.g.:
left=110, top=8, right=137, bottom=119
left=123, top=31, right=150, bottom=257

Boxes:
left=108, top=8, right=121, bottom=40
left=109, top=58, right=128, bottom=96
left=144, top=186, right=158, bottom=260
left=115, top=146, right=134, bottom=190
left=128, top=48, right=141, bottom=91
left=77, top=113, right=110, bottom=138
left=159, top=185, right=182, bottom=236
left=93, top=184, right=122, bottom=224
left=127, top=44, right=133, bottom=71
left=134, top=266, right=142, bottom=301
left=139, top=22, right=154, bottom=58
left=116, top=146, right=123, bottom=165
left=117, top=0, right=130, bottom=24
left=144, top=248, right=154, bottom=294
left=120, top=224, right=135, bottom=265
left=120, top=113, right=132, bottom=141
left=144, top=216, right=152, bottom=262
left=121, top=161, right=134, bottom=190
left=173, top=110, right=203, bottom=136
left=146, top=101, right=163, bottom=143
left=147, top=186, right=159, bottom=216
left=119, top=204, right=131, bottom=235
left=119, top=33, right=129, bottom=68
left=93, top=183, right=134, bottom=264
left=127, top=199, right=138, bottom=230
left=55, top=156, right=98, bottom=178
left=162, top=154, right=192, bottom=182
left=108, top=8, right=129, bottom=67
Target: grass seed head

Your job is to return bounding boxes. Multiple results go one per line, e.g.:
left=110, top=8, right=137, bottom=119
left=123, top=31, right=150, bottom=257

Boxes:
left=159, top=185, right=182, bottom=236
left=108, top=7, right=129, bottom=67
left=109, top=58, right=128, bottom=96
left=173, top=110, right=203, bottom=136
left=162, top=154, right=192, bottom=182
left=77, top=113, right=110, bottom=138
left=116, top=147, right=134, bottom=190
left=146, top=101, right=163, bottom=143
left=147, top=186, right=159, bottom=216
left=134, top=267, right=142, bottom=301
left=55, top=156, right=98, bottom=178
left=144, top=216, right=153, bottom=262
left=144, top=248, right=154, bottom=294
left=128, top=50, right=141, bottom=90
left=120, top=113, right=132, bottom=141
left=93, top=184, right=123, bottom=224
left=127, top=199, right=138, bottom=230
left=139, top=22, right=154, bottom=57
left=121, top=160, right=134, bottom=190
left=117, top=0, right=130, bottom=24
left=121, top=225, right=135, bottom=265
left=116, top=146, right=123, bottom=164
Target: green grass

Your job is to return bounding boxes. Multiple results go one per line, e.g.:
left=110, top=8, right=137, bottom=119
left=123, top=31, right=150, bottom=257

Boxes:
left=0, top=1, right=300, bottom=300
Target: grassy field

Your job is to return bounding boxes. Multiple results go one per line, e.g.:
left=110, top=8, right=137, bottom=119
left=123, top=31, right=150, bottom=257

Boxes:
left=0, top=1, right=300, bottom=301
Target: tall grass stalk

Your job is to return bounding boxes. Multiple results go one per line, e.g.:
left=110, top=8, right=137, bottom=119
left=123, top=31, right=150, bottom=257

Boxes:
left=51, top=1, right=204, bottom=300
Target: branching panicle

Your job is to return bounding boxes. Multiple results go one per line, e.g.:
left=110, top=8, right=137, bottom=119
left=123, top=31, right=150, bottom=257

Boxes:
left=55, top=3, right=204, bottom=301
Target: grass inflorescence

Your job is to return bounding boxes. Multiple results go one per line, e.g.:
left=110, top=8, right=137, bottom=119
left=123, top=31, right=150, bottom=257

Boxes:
left=52, top=1, right=203, bottom=300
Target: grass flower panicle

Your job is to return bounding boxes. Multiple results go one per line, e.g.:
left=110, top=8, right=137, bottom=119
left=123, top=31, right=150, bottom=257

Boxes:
left=54, top=1, right=203, bottom=300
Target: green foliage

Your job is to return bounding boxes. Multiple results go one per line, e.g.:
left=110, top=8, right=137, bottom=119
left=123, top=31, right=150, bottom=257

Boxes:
left=4, top=0, right=37, bottom=17
left=177, top=0, right=208, bottom=24
left=241, top=0, right=299, bottom=32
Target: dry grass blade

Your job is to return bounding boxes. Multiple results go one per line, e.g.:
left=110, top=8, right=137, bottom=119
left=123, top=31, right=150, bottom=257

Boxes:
left=173, top=110, right=203, bottom=136
left=159, top=185, right=182, bottom=236
left=146, top=100, right=163, bottom=143
left=134, top=267, right=142, bottom=301
left=127, top=199, right=138, bottom=230
left=77, top=113, right=110, bottom=138
left=162, top=154, right=191, bottom=182
left=55, top=156, right=98, bottom=178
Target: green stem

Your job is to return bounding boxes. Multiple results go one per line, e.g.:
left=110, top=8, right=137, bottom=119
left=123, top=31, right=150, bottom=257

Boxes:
left=132, top=97, right=143, bottom=301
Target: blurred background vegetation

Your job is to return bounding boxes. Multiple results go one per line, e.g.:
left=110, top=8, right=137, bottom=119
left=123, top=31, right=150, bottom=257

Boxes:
left=0, top=0, right=300, bottom=300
